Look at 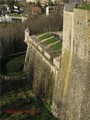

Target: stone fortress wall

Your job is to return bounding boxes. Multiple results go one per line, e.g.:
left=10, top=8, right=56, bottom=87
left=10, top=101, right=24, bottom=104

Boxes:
left=24, top=31, right=61, bottom=102
left=24, top=6, right=90, bottom=120
left=52, top=8, right=90, bottom=120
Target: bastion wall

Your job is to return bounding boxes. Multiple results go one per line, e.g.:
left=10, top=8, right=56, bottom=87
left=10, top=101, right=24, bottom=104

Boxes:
left=24, top=8, right=90, bottom=120
left=52, top=8, right=90, bottom=120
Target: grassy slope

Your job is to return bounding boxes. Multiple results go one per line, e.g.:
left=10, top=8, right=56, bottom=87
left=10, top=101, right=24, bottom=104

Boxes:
left=38, top=33, right=52, bottom=40
left=37, top=32, right=62, bottom=51
left=51, top=42, right=62, bottom=51
left=1, top=54, right=57, bottom=120
left=44, top=37, right=59, bottom=45
left=6, top=54, right=25, bottom=74
left=79, top=4, right=90, bottom=10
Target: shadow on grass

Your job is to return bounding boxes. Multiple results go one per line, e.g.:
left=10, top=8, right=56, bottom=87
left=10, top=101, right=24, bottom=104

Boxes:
left=0, top=76, right=57, bottom=120
left=1, top=97, right=40, bottom=114
left=1, top=94, right=57, bottom=120
left=0, top=59, right=9, bottom=75
left=1, top=78, right=33, bottom=97
left=0, top=52, right=26, bottom=75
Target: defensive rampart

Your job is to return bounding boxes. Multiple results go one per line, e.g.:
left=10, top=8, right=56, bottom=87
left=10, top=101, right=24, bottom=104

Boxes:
left=24, top=31, right=61, bottom=102
left=24, top=8, right=90, bottom=120
left=52, top=8, right=90, bottom=120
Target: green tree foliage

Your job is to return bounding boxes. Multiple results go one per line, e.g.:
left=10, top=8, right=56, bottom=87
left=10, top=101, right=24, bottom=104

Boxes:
left=5, top=0, right=20, bottom=9
left=5, top=0, right=14, bottom=9
left=48, top=0, right=53, bottom=6
left=0, top=0, right=5, bottom=4
left=14, top=0, right=20, bottom=7
left=35, top=1, right=41, bottom=8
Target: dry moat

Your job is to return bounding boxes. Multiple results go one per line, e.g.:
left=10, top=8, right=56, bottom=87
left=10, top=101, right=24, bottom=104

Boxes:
left=0, top=53, right=58, bottom=120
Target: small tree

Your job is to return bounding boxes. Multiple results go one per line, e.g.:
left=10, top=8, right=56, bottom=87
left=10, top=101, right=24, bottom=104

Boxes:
left=35, top=1, right=41, bottom=8
left=14, top=0, right=20, bottom=7
left=5, top=0, right=15, bottom=10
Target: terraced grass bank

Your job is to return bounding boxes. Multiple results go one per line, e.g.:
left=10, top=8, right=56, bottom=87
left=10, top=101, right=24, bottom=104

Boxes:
left=51, top=42, right=62, bottom=51
left=44, top=37, right=58, bottom=45
left=37, top=32, right=51, bottom=39
left=36, top=32, right=62, bottom=51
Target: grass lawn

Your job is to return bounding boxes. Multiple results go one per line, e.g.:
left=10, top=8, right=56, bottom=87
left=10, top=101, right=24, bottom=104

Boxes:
left=51, top=42, right=62, bottom=51
left=1, top=54, right=57, bottom=120
left=38, top=33, right=52, bottom=40
left=44, top=37, right=59, bottom=45
left=79, top=4, right=90, bottom=10
left=1, top=77, right=57, bottom=120
left=6, top=54, right=25, bottom=74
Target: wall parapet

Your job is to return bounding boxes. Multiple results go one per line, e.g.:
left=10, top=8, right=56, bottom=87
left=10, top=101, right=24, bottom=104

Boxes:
left=24, top=29, right=61, bottom=70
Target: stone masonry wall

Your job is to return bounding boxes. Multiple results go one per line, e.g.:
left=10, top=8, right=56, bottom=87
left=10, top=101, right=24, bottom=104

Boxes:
left=68, top=9, right=90, bottom=120
left=62, top=11, right=74, bottom=54
left=24, top=41, right=59, bottom=103
left=24, top=8, right=90, bottom=120
left=52, top=9, right=90, bottom=120
left=52, top=11, right=74, bottom=118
